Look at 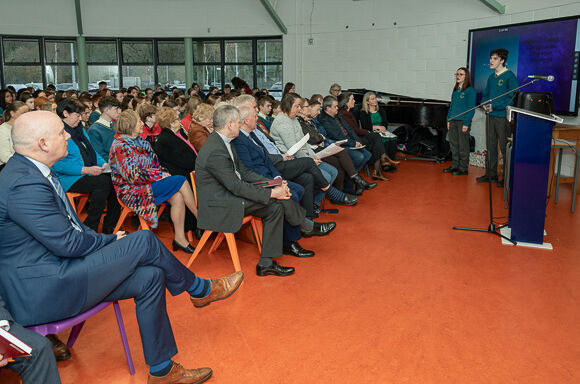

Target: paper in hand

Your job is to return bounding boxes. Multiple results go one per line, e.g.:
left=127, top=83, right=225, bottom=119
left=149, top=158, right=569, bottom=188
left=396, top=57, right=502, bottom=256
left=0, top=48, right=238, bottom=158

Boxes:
left=285, top=133, right=310, bottom=156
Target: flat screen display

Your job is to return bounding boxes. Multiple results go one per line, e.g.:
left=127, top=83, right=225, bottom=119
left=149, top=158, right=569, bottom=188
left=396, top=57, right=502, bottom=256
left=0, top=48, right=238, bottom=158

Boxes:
left=468, top=16, right=580, bottom=115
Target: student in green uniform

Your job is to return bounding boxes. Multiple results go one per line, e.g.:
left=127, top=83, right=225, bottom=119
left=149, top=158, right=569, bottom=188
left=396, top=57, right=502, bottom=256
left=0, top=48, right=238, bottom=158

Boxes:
left=444, top=67, right=476, bottom=175
left=477, top=48, right=519, bottom=187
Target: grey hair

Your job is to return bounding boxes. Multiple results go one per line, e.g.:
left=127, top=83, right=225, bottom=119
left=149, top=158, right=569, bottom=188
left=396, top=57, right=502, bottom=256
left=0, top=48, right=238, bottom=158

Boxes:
left=213, top=104, right=240, bottom=132
left=322, top=95, right=337, bottom=111
left=232, top=94, right=255, bottom=107
left=238, top=104, right=254, bottom=122
left=329, top=83, right=341, bottom=93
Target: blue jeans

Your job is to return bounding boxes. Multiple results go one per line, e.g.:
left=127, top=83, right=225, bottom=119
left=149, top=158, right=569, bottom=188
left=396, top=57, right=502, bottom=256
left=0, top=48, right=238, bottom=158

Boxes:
left=347, top=148, right=372, bottom=171
left=314, top=162, right=338, bottom=206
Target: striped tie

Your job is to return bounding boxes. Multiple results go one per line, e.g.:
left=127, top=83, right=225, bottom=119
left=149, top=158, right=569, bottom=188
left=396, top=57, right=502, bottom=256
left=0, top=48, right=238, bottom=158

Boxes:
left=48, top=173, right=84, bottom=232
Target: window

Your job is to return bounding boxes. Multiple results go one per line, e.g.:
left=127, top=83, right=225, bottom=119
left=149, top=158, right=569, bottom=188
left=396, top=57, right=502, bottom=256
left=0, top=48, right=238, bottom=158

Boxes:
left=87, top=40, right=119, bottom=91
left=224, top=40, right=252, bottom=63
left=192, top=37, right=282, bottom=92
left=1, top=36, right=283, bottom=92
left=157, top=41, right=185, bottom=90
left=2, top=37, right=42, bottom=90
left=257, top=39, right=283, bottom=95
left=45, top=39, right=78, bottom=90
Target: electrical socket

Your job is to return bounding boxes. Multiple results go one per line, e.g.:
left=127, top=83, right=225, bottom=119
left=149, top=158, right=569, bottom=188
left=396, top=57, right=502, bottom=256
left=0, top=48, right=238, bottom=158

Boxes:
left=308, top=38, right=314, bottom=45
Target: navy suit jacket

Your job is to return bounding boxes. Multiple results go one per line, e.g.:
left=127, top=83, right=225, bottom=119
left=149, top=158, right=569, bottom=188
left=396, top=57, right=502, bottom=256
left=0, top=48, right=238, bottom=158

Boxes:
left=0, top=153, right=116, bottom=326
left=232, top=131, right=282, bottom=180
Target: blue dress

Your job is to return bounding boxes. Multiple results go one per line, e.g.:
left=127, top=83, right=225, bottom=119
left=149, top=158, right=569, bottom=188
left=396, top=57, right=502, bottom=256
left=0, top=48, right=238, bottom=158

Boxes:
left=151, top=175, right=186, bottom=205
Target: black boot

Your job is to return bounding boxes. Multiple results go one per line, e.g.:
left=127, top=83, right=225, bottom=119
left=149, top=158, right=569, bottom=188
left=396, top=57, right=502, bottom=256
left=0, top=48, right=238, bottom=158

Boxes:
left=351, top=174, right=377, bottom=195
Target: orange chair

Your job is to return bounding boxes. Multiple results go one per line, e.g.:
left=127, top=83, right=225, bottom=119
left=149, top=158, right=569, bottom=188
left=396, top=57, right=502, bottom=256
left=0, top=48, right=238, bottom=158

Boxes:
left=187, top=171, right=262, bottom=271
left=113, top=197, right=166, bottom=232
left=66, top=192, right=90, bottom=214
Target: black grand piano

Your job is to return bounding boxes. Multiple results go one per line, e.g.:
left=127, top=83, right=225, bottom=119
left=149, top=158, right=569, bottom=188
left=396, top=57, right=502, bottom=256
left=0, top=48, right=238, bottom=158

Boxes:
left=348, top=89, right=451, bottom=161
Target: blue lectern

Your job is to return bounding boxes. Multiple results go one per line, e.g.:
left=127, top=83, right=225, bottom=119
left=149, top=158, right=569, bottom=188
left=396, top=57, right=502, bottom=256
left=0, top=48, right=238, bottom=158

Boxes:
left=507, top=106, right=563, bottom=245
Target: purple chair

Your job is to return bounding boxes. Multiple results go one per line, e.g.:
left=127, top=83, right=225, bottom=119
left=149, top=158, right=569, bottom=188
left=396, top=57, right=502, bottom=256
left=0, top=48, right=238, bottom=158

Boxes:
left=26, top=301, right=135, bottom=375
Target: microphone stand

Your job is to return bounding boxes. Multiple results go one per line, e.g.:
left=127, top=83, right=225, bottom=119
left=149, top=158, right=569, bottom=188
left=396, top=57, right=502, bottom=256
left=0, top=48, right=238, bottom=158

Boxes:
left=450, top=77, right=541, bottom=244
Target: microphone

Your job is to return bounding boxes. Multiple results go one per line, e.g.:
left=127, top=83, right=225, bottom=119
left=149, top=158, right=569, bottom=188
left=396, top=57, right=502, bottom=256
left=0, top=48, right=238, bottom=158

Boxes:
left=527, top=75, right=555, bottom=82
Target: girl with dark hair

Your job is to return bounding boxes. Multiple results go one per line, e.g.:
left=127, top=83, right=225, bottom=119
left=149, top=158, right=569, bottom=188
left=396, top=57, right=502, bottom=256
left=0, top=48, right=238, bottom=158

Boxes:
left=18, top=91, right=35, bottom=111
left=443, top=67, right=476, bottom=175
left=0, top=89, right=15, bottom=119
left=283, top=82, right=295, bottom=97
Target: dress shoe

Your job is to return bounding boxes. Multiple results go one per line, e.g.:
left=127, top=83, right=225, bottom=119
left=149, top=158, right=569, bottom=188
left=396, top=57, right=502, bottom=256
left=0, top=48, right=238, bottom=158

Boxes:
left=476, top=175, right=498, bottom=183
left=443, top=167, right=457, bottom=173
left=452, top=169, right=468, bottom=175
left=497, top=179, right=504, bottom=188
left=385, top=155, right=400, bottom=165
left=46, top=334, right=71, bottom=361
left=172, top=240, right=195, bottom=254
left=302, top=221, right=336, bottom=237
left=256, top=261, right=295, bottom=277
left=147, top=362, right=212, bottom=384
left=283, top=241, right=315, bottom=257
left=329, top=193, right=358, bottom=206
left=372, top=171, right=390, bottom=181
left=190, top=271, right=244, bottom=308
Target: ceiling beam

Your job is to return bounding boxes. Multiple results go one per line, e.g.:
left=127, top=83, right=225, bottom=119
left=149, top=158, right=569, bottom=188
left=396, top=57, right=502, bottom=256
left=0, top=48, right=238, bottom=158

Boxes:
left=259, top=0, right=287, bottom=35
left=479, top=0, right=506, bottom=14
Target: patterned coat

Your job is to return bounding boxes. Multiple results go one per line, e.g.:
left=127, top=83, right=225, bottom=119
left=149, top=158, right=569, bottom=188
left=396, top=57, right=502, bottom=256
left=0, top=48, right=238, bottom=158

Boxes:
left=109, top=135, right=166, bottom=228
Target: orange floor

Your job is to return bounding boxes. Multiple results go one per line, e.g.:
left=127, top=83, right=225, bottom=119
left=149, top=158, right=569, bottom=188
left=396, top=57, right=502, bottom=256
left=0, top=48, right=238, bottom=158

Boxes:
left=45, top=161, right=580, bottom=383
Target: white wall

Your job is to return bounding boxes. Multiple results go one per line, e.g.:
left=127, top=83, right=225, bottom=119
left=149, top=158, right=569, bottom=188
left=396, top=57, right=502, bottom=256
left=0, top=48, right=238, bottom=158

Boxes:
left=279, top=0, right=580, bottom=151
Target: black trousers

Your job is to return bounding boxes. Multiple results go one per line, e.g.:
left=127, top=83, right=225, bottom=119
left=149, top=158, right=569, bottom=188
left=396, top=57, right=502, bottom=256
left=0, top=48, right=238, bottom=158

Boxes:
left=68, top=174, right=121, bottom=233
left=274, top=157, right=328, bottom=219
left=359, top=132, right=386, bottom=164
left=6, top=322, right=61, bottom=383
left=244, top=198, right=306, bottom=265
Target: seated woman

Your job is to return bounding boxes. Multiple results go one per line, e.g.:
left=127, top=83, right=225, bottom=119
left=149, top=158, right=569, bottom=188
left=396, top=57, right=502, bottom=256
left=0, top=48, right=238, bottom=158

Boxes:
left=109, top=109, right=199, bottom=253
left=154, top=107, right=199, bottom=237
left=297, top=98, right=376, bottom=195
left=52, top=99, right=121, bottom=233
left=338, top=92, right=398, bottom=174
left=154, top=107, right=198, bottom=177
left=180, top=95, right=202, bottom=132
left=137, top=102, right=161, bottom=144
left=358, top=91, right=400, bottom=167
left=188, top=103, right=214, bottom=152
left=0, top=101, right=28, bottom=168
left=270, top=92, right=358, bottom=206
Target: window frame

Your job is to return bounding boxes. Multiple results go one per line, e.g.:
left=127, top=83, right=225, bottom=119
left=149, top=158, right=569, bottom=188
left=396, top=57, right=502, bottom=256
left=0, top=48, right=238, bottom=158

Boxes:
left=0, top=34, right=283, bottom=91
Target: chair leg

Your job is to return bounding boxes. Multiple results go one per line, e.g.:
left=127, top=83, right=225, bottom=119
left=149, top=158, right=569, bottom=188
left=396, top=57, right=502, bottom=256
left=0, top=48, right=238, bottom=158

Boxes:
left=114, top=208, right=131, bottom=233
left=186, top=230, right=213, bottom=268
left=77, top=196, right=89, bottom=214
left=138, top=216, right=151, bottom=231
left=208, top=233, right=225, bottom=255
left=251, top=219, right=262, bottom=254
left=113, top=302, right=135, bottom=375
left=224, top=233, right=242, bottom=272
left=66, top=321, right=86, bottom=348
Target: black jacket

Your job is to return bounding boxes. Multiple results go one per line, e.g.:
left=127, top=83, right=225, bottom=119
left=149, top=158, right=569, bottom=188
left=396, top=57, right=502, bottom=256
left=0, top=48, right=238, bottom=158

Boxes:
left=154, top=128, right=197, bottom=178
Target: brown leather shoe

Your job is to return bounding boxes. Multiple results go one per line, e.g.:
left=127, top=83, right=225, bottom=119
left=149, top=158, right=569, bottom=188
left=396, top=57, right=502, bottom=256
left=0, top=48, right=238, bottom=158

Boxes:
left=190, top=271, right=244, bottom=308
left=46, top=334, right=71, bottom=361
left=147, top=363, right=212, bottom=384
